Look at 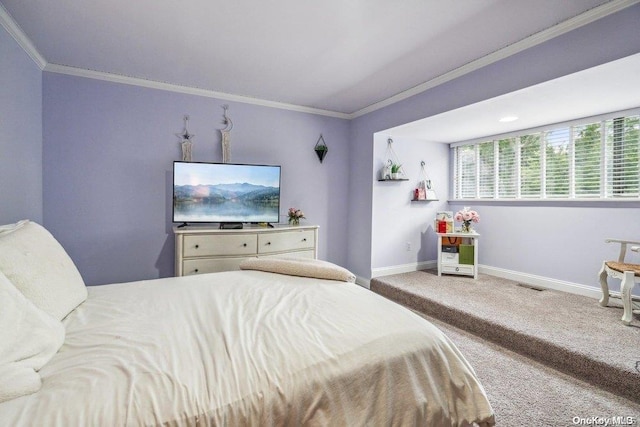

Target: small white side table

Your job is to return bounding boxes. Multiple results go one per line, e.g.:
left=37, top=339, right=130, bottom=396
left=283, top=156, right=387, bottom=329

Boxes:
left=437, top=231, right=480, bottom=279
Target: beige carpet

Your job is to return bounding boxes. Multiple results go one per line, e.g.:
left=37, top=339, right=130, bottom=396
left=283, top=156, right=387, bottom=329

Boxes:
left=370, top=269, right=640, bottom=404
left=422, top=312, right=640, bottom=426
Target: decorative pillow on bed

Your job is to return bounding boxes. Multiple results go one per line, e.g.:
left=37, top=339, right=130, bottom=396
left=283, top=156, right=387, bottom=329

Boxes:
left=0, top=270, right=65, bottom=403
left=239, top=257, right=356, bottom=283
left=0, top=220, right=87, bottom=320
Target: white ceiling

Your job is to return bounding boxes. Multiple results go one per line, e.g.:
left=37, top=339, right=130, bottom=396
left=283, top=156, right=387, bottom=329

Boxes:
left=0, top=0, right=621, bottom=116
left=386, top=52, right=640, bottom=143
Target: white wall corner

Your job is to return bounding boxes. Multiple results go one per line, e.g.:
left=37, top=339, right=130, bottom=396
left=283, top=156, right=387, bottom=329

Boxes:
left=354, top=276, right=371, bottom=289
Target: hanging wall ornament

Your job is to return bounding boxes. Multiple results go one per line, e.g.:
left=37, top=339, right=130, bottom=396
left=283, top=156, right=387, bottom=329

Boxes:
left=220, top=105, right=233, bottom=163
left=314, top=134, right=328, bottom=163
left=176, top=115, right=195, bottom=161
left=379, top=138, right=405, bottom=180
left=416, top=160, right=438, bottom=200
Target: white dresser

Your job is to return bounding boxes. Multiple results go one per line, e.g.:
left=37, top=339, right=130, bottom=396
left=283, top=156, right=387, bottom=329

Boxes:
left=174, top=224, right=319, bottom=276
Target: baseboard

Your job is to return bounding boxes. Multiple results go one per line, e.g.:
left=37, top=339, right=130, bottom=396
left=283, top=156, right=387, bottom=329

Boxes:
left=359, top=261, right=437, bottom=290
left=367, top=260, right=612, bottom=300
left=478, top=265, right=603, bottom=299
left=365, top=261, right=638, bottom=301
left=371, top=261, right=437, bottom=279
left=482, top=265, right=640, bottom=305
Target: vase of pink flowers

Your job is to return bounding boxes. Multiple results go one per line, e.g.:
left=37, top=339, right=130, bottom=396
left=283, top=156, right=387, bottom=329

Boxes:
left=454, top=207, right=479, bottom=233
left=287, top=207, right=305, bottom=226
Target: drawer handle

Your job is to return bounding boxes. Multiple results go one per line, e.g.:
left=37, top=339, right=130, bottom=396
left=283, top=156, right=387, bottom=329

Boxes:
left=194, top=268, right=199, bottom=273
left=302, top=238, right=307, bottom=242
left=266, top=242, right=271, bottom=245
left=455, top=267, right=459, bottom=272
left=195, top=244, right=199, bottom=249
left=243, top=243, right=247, bottom=247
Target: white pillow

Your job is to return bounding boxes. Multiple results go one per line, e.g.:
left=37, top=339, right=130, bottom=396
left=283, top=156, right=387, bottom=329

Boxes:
left=0, top=219, right=30, bottom=235
left=0, top=270, right=65, bottom=402
left=0, top=220, right=87, bottom=320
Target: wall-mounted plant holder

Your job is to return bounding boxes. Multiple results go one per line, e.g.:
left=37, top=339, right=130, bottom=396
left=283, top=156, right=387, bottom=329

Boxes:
left=378, top=138, right=407, bottom=181
left=314, top=134, right=328, bottom=163
left=412, top=160, right=439, bottom=201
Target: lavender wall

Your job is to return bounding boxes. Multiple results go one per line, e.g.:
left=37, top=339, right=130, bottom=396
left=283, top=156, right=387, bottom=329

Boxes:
left=14, top=2, right=640, bottom=291
left=350, top=4, right=640, bottom=289
left=0, top=25, right=42, bottom=224
left=371, top=135, right=449, bottom=271
left=448, top=201, right=640, bottom=289
left=43, top=74, right=350, bottom=285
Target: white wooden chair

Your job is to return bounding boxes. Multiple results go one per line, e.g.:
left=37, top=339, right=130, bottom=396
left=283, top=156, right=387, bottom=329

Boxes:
left=599, top=238, right=640, bottom=325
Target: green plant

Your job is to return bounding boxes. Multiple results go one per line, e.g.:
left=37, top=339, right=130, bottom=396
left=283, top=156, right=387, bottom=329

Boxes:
left=391, top=163, right=402, bottom=174
left=314, top=144, right=328, bottom=163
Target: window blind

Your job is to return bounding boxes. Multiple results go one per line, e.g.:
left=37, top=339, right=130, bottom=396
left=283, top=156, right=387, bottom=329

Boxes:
left=573, top=122, right=601, bottom=197
left=605, top=116, right=640, bottom=198
left=457, top=145, right=476, bottom=198
left=544, top=128, right=570, bottom=198
left=520, top=133, right=541, bottom=198
left=497, top=138, right=517, bottom=198
left=478, top=141, right=494, bottom=198
left=453, top=112, right=640, bottom=200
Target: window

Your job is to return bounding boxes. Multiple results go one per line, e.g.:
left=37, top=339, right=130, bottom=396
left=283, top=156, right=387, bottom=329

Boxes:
left=453, top=113, right=640, bottom=200
left=498, top=138, right=517, bottom=198
left=456, top=145, right=476, bottom=198
left=519, top=133, right=541, bottom=197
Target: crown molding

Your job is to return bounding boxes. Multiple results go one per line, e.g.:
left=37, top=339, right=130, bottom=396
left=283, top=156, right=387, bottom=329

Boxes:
left=350, top=0, right=640, bottom=119
left=0, top=3, right=46, bottom=69
left=4, top=0, right=637, bottom=119
left=43, top=64, right=351, bottom=120
left=0, top=3, right=348, bottom=119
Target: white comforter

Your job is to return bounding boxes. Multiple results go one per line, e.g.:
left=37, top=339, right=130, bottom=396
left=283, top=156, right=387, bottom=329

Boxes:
left=0, top=271, right=494, bottom=426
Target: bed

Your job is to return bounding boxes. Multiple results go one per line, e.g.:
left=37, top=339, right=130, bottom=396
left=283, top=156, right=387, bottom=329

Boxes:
left=0, top=220, right=495, bottom=426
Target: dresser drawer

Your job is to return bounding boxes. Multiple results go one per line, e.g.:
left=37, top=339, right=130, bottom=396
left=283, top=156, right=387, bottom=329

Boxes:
left=182, top=257, right=253, bottom=275
left=441, top=253, right=459, bottom=264
left=183, top=234, right=257, bottom=257
left=258, top=230, right=315, bottom=254
left=441, top=264, right=474, bottom=275
left=260, top=250, right=316, bottom=260
left=174, top=225, right=318, bottom=277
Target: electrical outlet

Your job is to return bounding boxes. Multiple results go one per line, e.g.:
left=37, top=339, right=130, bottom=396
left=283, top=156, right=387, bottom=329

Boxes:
left=406, top=242, right=411, bottom=251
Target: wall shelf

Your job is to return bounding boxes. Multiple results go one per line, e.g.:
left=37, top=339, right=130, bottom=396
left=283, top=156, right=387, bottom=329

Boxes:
left=414, top=160, right=438, bottom=201
left=411, top=199, right=439, bottom=202
left=378, top=178, right=409, bottom=182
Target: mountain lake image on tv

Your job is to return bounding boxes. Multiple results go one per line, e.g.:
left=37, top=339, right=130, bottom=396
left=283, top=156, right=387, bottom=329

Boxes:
left=173, top=162, right=281, bottom=224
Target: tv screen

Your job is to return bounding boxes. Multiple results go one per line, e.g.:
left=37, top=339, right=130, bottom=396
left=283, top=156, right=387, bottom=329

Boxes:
left=173, top=162, right=281, bottom=224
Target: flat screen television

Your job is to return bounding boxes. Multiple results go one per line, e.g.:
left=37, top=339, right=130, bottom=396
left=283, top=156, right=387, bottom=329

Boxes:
left=173, top=161, right=281, bottom=226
